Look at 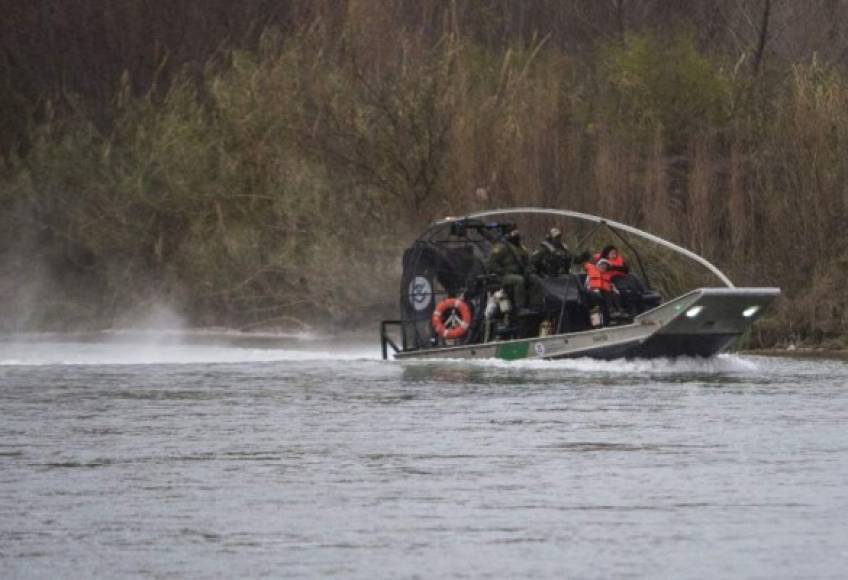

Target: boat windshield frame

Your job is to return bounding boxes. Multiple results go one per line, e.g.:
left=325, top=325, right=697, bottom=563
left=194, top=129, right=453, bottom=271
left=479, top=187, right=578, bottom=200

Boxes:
left=427, top=207, right=735, bottom=288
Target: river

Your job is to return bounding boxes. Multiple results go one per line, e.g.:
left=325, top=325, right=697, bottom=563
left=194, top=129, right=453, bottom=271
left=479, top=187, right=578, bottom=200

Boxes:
left=1, top=335, right=847, bottom=579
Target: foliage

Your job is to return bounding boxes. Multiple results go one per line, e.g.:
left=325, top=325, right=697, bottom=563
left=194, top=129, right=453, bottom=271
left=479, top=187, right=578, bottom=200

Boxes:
left=599, top=32, right=732, bottom=148
left=1, top=3, right=848, bottom=346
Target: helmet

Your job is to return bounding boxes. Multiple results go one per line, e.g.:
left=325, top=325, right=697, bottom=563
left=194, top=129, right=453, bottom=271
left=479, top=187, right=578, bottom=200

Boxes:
left=548, top=227, right=562, bottom=240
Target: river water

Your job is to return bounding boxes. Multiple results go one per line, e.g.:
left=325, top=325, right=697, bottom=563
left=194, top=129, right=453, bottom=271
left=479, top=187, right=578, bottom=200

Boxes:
left=1, top=335, right=847, bottom=579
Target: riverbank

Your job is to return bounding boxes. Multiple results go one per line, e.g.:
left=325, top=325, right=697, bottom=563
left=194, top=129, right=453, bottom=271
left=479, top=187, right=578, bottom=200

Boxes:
left=5, top=326, right=846, bottom=362
left=744, top=347, right=848, bottom=360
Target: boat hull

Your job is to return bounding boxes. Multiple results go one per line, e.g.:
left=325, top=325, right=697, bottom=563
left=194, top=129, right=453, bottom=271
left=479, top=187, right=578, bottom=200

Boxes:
left=393, top=287, right=779, bottom=361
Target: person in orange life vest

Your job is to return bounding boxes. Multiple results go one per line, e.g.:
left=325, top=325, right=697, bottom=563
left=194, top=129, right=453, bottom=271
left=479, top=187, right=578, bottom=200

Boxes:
left=599, top=245, right=628, bottom=279
left=596, top=244, right=647, bottom=316
left=584, top=259, right=612, bottom=292
left=584, top=258, right=623, bottom=323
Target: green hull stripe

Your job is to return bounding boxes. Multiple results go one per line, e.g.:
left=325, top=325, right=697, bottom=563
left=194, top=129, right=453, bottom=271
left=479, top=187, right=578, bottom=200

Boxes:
left=496, top=342, right=530, bottom=360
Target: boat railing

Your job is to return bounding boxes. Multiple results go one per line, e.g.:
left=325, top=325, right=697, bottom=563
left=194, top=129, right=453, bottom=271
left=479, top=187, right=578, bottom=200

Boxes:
left=380, top=320, right=403, bottom=360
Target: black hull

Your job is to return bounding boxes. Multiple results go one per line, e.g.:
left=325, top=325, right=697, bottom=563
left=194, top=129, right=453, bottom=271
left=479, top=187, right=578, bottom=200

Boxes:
left=552, top=333, right=739, bottom=360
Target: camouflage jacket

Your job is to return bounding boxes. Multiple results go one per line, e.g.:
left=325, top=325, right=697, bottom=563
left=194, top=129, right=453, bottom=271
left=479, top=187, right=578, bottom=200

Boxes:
left=487, top=240, right=529, bottom=277
left=530, top=239, right=573, bottom=277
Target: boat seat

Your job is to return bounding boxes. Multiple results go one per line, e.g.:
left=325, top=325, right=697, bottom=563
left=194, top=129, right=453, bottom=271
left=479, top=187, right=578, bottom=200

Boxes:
left=640, top=291, right=662, bottom=309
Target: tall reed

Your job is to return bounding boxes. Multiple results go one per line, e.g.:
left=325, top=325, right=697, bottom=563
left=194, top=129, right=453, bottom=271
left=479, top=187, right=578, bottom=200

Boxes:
left=1, top=4, right=847, bottom=346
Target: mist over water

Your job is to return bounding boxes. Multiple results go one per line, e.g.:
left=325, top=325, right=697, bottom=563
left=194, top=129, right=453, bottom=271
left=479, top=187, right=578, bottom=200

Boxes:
left=1, top=336, right=847, bottom=579
left=0, top=333, right=378, bottom=366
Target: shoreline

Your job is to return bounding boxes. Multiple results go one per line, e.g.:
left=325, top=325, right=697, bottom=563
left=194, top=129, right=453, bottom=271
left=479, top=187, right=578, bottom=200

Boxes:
left=741, top=348, right=848, bottom=360
left=3, top=330, right=847, bottom=361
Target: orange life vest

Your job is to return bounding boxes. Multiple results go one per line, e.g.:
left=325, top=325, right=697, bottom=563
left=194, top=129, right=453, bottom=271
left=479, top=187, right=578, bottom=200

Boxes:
left=584, top=262, right=613, bottom=292
left=606, top=255, right=626, bottom=279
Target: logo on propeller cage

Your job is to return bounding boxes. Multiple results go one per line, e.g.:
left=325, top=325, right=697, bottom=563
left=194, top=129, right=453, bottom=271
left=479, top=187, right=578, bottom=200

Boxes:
left=408, top=276, right=433, bottom=311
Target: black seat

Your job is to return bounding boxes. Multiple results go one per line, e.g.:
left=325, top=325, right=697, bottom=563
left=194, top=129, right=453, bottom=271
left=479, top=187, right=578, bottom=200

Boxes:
left=640, top=291, right=662, bottom=310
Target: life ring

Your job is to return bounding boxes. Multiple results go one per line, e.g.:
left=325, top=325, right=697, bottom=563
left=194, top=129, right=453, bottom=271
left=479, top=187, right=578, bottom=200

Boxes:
left=431, top=298, right=472, bottom=339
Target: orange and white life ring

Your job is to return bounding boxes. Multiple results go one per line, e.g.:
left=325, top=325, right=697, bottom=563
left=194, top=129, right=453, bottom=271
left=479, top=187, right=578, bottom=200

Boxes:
left=431, top=298, right=472, bottom=339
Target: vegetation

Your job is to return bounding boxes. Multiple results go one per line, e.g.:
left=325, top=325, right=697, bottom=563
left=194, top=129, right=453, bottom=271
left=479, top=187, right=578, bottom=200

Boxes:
left=1, top=0, right=847, bottom=347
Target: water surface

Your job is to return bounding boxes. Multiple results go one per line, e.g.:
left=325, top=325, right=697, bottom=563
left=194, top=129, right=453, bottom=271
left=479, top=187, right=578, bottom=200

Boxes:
left=1, top=337, right=846, bottom=578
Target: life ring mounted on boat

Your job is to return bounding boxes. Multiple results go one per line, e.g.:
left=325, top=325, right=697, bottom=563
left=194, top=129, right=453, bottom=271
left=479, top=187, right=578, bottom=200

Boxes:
left=431, top=298, right=472, bottom=339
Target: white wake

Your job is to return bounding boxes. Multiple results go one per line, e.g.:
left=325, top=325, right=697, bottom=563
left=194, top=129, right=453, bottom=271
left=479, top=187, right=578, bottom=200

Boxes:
left=400, top=353, right=762, bottom=374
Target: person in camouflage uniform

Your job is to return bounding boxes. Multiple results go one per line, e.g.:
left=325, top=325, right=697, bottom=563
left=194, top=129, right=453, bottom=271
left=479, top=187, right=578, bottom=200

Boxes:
left=486, top=225, right=529, bottom=309
left=530, top=227, right=588, bottom=278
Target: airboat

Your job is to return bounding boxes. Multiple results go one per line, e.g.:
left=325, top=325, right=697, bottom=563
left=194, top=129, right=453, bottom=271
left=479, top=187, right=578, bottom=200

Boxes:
left=380, top=208, right=779, bottom=361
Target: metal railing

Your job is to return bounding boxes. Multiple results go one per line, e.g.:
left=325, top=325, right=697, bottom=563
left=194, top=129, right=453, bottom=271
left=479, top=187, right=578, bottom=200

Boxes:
left=379, top=320, right=403, bottom=360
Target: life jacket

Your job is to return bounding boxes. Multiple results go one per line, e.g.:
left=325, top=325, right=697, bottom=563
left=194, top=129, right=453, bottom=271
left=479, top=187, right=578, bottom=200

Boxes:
left=606, top=255, right=626, bottom=279
left=584, top=262, right=612, bottom=292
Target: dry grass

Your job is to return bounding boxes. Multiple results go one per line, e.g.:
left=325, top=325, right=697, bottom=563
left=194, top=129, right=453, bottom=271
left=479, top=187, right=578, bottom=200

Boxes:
left=1, top=3, right=847, bottom=345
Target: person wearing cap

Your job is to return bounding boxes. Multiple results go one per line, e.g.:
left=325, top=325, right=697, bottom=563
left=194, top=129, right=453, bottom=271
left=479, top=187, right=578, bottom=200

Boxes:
left=487, top=224, right=530, bottom=309
left=530, top=227, right=589, bottom=278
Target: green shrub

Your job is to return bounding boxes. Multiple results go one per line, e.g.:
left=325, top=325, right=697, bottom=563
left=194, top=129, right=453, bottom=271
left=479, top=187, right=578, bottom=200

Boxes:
left=600, top=32, right=732, bottom=148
